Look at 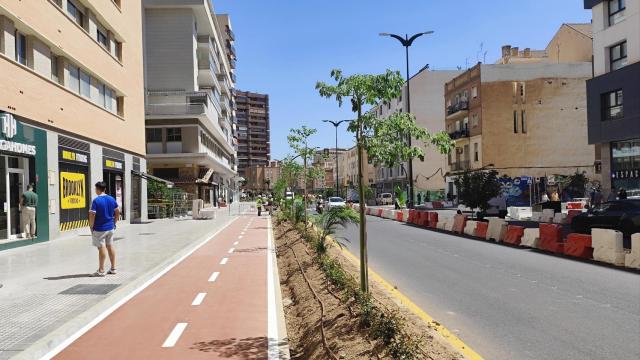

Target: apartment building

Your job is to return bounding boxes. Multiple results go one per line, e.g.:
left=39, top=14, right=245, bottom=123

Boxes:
left=235, top=90, right=270, bottom=178
left=337, top=145, right=375, bottom=195
left=444, top=24, right=597, bottom=202
left=0, top=0, right=146, bottom=249
left=244, top=159, right=280, bottom=191
left=143, top=0, right=237, bottom=205
left=372, top=67, right=462, bottom=202
left=311, top=148, right=346, bottom=193
left=584, top=0, right=640, bottom=196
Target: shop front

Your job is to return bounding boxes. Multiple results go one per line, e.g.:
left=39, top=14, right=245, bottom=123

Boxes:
left=0, top=112, right=49, bottom=247
left=58, top=136, right=91, bottom=232
left=103, top=150, right=125, bottom=220
left=611, top=139, right=640, bottom=192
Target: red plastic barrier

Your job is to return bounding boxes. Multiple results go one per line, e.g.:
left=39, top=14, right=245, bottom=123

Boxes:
left=396, top=211, right=404, bottom=222
left=407, top=210, right=416, bottom=223
left=503, top=225, right=525, bottom=245
left=475, top=221, right=488, bottom=238
left=377, top=209, right=383, bottom=217
left=416, top=211, right=427, bottom=227
left=538, top=223, right=564, bottom=254
left=366, top=207, right=371, bottom=215
left=432, top=201, right=444, bottom=209
left=452, top=214, right=467, bottom=234
left=564, top=233, right=593, bottom=259
left=567, top=202, right=583, bottom=210
left=428, top=212, right=439, bottom=228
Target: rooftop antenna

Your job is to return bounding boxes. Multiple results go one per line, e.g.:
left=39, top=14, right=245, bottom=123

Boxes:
left=465, top=57, right=470, bottom=69
left=476, top=42, right=484, bottom=63
left=483, top=51, right=488, bottom=64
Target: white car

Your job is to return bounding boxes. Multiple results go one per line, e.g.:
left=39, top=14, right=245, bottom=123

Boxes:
left=325, top=197, right=346, bottom=210
left=376, top=193, right=393, bottom=205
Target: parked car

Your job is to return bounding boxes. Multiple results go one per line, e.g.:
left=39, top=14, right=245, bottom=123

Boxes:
left=376, top=193, right=393, bottom=205
left=325, top=197, right=346, bottom=210
left=571, top=200, right=640, bottom=243
left=285, top=191, right=294, bottom=200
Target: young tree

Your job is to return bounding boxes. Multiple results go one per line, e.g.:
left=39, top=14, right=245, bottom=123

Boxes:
left=287, top=126, right=318, bottom=228
left=281, top=157, right=303, bottom=191
left=317, top=69, right=453, bottom=292
left=454, top=169, right=502, bottom=218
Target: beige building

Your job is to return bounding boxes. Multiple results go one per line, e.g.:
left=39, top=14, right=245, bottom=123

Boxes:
left=143, top=0, right=237, bottom=205
left=444, top=24, right=598, bottom=202
left=0, top=0, right=147, bottom=248
left=338, top=145, right=375, bottom=198
left=372, top=67, right=462, bottom=202
left=244, top=160, right=280, bottom=191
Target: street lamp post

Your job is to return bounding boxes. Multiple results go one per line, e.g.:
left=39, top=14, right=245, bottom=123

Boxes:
left=322, top=119, right=352, bottom=198
left=380, top=31, right=434, bottom=208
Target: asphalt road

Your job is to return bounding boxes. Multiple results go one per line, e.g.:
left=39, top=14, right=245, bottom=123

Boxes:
left=336, top=216, right=640, bottom=360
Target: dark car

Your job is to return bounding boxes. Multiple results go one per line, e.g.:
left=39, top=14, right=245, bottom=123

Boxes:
left=571, top=200, right=640, bottom=246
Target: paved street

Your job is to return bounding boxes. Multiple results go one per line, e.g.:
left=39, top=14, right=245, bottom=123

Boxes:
left=336, top=215, right=640, bottom=360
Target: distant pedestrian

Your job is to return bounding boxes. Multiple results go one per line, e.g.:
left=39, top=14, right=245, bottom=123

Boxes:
left=593, top=189, right=603, bottom=206
left=256, top=196, right=263, bottom=216
left=89, top=181, right=120, bottom=277
left=541, top=193, right=550, bottom=202
left=20, top=183, right=38, bottom=239
left=618, top=188, right=628, bottom=200
left=551, top=191, right=560, bottom=202
left=608, top=187, right=617, bottom=201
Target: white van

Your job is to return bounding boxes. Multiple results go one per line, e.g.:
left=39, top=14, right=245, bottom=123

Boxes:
left=376, top=193, right=393, bottom=205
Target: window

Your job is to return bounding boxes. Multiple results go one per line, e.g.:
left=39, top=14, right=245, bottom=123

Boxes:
left=67, top=63, right=80, bottom=93
left=15, top=31, right=27, bottom=65
left=513, top=110, right=518, bottom=133
left=474, top=143, right=479, bottom=162
left=66, top=1, right=84, bottom=27
left=98, top=84, right=106, bottom=107
left=520, top=83, right=526, bottom=103
left=603, top=90, right=623, bottom=120
left=105, top=87, right=114, bottom=112
left=472, top=113, right=479, bottom=128
left=610, top=41, right=627, bottom=71
left=167, top=128, right=182, bottom=142
left=80, top=70, right=91, bottom=98
left=521, top=110, right=527, bottom=133
left=471, top=86, right=478, bottom=98
left=51, top=55, right=59, bottom=83
left=462, top=90, right=468, bottom=101
left=609, top=0, right=626, bottom=25
left=146, top=128, right=163, bottom=142
left=97, top=29, right=108, bottom=48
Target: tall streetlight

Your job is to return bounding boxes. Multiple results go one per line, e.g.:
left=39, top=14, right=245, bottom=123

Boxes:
left=322, top=119, right=352, bottom=197
left=380, top=31, right=434, bottom=208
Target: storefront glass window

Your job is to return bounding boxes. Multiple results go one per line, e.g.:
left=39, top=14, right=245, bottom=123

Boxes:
left=611, top=139, right=640, bottom=191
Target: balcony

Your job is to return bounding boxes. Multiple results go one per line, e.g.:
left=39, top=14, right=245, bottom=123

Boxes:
left=226, top=27, right=235, bottom=41
left=217, top=74, right=231, bottom=96
left=448, top=129, right=469, bottom=140
left=198, top=58, right=221, bottom=89
left=226, top=40, right=236, bottom=57
left=450, top=160, right=471, bottom=172
left=446, top=101, right=469, bottom=119
left=228, top=58, right=236, bottom=70
left=230, top=72, right=237, bottom=83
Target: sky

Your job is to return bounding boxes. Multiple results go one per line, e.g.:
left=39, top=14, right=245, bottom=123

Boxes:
left=212, top=0, right=592, bottom=160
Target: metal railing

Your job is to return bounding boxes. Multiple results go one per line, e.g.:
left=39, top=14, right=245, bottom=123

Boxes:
left=451, top=160, right=471, bottom=172
left=447, top=101, right=469, bottom=115
left=448, top=129, right=470, bottom=139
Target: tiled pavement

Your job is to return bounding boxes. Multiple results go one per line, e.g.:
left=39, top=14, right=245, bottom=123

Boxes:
left=0, top=206, right=243, bottom=359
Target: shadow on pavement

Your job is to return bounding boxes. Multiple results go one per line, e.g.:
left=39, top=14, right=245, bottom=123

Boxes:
left=43, top=274, right=93, bottom=280
left=236, top=247, right=267, bottom=253
left=191, top=336, right=288, bottom=359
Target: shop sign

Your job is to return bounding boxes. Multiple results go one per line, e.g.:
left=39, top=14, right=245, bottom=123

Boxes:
left=0, top=113, right=37, bottom=156
left=60, top=149, right=88, bottom=164
left=60, top=172, right=86, bottom=209
left=612, top=146, right=640, bottom=159
left=611, top=169, right=640, bottom=179
left=104, top=158, right=123, bottom=171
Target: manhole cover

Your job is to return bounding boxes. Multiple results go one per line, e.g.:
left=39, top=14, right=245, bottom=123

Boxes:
left=59, top=284, right=119, bottom=295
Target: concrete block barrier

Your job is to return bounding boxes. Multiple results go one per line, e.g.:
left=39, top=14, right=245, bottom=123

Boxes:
left=503, top=225, right=525, bottom=245
left=443, top=217, right=454, bottom=232
left=531, top=212, right=542, bottom=222
left=592, top=228, right=625, bottom=265
left=521, top=228, right=540, bottom=248
left=564, top=233, right=593, bottom=259
left=553, top=213, right=568, bottom=224
left=424, top=202, right=433, bottom=208
left=475, top=221, right=489, bottom=239
left=452, top=214, right=467, bottom=234
left=625, top=233, right=640, bottom=269
left=538, top=223, right=564, bottom=254
left=464, top=220, right=478, bottom=236
left=428, top=212, right=439, bottom=229
left=486, top=218, right=507, bottom=242
left=383, top=209, right=394, bottom=219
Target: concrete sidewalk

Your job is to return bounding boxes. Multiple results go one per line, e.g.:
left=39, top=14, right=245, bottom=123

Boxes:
left=0, top=208, right=235, bottom=359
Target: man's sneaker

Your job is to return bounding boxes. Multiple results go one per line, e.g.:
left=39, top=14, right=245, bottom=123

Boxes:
left=107, top=268, right=117, bottom=275
left=92, top=270, right=106, bottom=277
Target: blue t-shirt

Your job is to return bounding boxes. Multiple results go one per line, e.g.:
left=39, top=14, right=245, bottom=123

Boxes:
left=91, top=194, right=118, bottom=231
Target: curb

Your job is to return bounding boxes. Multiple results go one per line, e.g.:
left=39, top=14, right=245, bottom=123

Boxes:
left=15, top=216, right=238, bottom=360
left=267, top=217, right=290, bottom=360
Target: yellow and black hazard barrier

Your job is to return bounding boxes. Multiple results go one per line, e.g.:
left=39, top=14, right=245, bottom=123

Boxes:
left=59, top=219, right=89, bottom=231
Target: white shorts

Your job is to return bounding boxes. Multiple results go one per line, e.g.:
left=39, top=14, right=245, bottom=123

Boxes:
left=92, top=230, right=114, bottom=248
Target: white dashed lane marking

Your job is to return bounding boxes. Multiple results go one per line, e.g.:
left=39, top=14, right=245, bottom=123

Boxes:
left=228, top=248, right=235, bottom=254
left=162, top=323, right=187, bottom=348
left=208, top=272, right=220, bottom=282
left=191, top=293, right=206, bottom=306
left=233, top=241, right=238, bottom=245
left=220, top=258, right=228, bottom=265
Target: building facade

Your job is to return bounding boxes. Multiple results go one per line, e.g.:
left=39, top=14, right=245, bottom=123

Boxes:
left=444, top=24, right=598, bottom=202
left=243, top=160, right=280, bottom=192
left=372, top=68, right=462, bottom=202
left=143, top=0, right=237, bottom=205
left=584, top=0, right=640, bottom=196
left=235, top=90, right=270, bottom=178
left=338, top=145, right=375, bottom=198
left=0, top=0, right=147, bottom=249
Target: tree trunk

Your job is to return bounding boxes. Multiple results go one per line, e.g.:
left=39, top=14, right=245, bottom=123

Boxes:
left=304, top=154, right=308, bottom=232
left=356, top=102, right=369, bottom=293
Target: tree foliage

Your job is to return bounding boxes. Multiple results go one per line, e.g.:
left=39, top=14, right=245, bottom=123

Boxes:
left=280, top=157, right=303, bottom=190
left=454, top=170, right=502, bottom=214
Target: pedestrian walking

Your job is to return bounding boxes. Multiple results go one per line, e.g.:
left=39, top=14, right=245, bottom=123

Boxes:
left=256, top=196, right=263, bottom=216
left=89, top=181, right=120, bottom=277
left=618, top=188, right=628, bottom=200
left=20, top=183, right=38, bottom=239
left=551, top=191, right=560, bottom=202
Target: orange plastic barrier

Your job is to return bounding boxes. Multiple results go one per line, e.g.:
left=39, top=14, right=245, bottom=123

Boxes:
left=428, top=212, right=439, bottom=229
left=564, top=233, right=593, bottom=259
left=377, top=209, right=383, bottom=217
left=396, top=211, right=404, bottom=222
left=416, top=211, right=428, bottom=227
left=407, top=210, right=416, bottom=223
left=539, top=223, right=564, bottom=254
left=503, top=225, right=525, bottom=245
left=452, top=214, right=467, bottom=234
left=475, top=221, right=488, bottom=238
